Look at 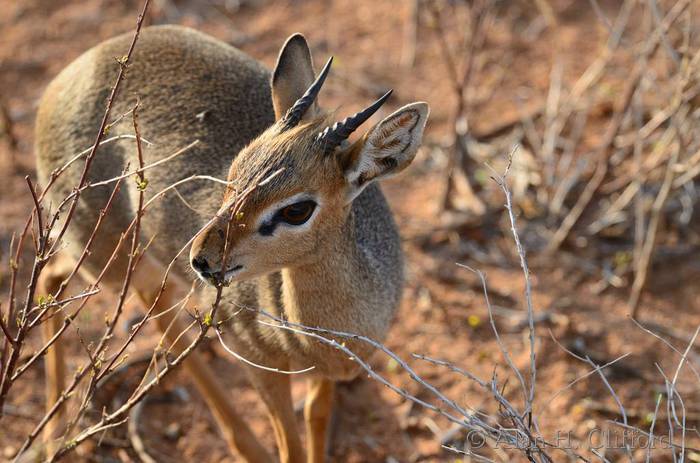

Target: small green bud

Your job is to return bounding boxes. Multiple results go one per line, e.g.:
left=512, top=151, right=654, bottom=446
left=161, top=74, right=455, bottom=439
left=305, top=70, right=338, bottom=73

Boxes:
left=135, top=176, right=148, bottom=191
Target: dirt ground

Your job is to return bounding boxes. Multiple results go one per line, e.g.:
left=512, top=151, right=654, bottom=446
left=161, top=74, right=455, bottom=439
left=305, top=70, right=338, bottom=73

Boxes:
left=2, top=0, right=700, bottom=462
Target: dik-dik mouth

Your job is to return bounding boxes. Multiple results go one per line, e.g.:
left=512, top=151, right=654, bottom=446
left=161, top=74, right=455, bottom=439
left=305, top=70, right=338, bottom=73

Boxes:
left=223, top=264, right=244, bottom=282
left=194, top=263, right=244, bottom=286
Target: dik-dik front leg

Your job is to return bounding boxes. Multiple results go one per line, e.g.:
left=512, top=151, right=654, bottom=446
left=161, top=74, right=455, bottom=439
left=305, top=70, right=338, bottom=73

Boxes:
left=244, top=361, right=335, bottom=463
left=304, top=377, right=335, bottom=463
left=245, top=364, right=305, bottom=463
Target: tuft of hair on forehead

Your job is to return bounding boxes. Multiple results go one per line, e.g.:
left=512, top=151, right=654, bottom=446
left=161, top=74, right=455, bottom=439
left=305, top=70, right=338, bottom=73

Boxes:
left=267, top=113, right=335, bottom=157
left=223, top=113, right=338, bottom=210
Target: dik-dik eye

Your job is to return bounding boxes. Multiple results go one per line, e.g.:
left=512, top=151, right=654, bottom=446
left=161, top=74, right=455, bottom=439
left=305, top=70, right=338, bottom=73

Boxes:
left=258, top=199, right=318, bottom=236
left=279, top=200, right=316, bottom=225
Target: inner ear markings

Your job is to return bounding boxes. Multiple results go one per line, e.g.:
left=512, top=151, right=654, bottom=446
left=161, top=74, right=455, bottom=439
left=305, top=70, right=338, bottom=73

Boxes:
left=370, top=109, right=421, bottom=156
left=379, top=157, right=398, bottom=170
left=395, top=112, right=417, bottom=127
left=354, top=172, right=369, bottom=188
left=374, top=136, right=403, bottom=151
left=353, top=157, right=397, bottom=189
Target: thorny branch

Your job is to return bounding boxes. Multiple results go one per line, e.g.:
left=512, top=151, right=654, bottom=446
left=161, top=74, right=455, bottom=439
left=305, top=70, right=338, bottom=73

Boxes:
left=0, top=0, right=153, bottom=416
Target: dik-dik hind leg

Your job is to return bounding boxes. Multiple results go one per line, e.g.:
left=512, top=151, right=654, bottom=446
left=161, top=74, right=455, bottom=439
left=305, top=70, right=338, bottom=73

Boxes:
left=38, top=255, right=74, bottom=456
left=304, top=378, right=334, bottom=463
left=130, top=256, right=273, bottom=463
left=246, top=365, right=305, bottom=463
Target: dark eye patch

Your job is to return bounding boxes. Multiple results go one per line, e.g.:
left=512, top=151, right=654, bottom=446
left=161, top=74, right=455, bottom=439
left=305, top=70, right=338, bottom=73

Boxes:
left=259, top=221, right=277, bottom=236
left=258, top=200, right=317, bottom=236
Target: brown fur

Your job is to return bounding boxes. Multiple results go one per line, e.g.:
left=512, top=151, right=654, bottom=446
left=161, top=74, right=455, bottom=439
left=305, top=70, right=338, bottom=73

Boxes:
left=35, top=25, right=428, bottom=463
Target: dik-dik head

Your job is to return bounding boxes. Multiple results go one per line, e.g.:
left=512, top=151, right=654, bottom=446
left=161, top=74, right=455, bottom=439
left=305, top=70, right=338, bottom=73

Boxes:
left=190, top=34, right=429, bottom=285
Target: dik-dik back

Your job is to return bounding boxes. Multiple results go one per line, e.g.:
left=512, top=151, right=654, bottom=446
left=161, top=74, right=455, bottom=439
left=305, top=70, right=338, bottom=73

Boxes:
left=35, top=25, right=274, bottom=283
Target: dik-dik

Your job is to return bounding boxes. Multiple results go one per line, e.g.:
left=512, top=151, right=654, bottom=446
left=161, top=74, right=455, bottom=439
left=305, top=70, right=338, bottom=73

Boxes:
left=35, top=25, right=428, bottom=462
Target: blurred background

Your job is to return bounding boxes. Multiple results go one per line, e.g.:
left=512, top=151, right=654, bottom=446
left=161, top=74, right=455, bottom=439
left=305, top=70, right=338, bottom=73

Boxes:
left=2, top=0, right=700, bottom=461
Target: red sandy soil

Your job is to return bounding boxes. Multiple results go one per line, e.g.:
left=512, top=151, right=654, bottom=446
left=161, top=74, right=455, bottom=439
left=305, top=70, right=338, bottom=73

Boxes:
left=2, top=1, right=700, bottom=462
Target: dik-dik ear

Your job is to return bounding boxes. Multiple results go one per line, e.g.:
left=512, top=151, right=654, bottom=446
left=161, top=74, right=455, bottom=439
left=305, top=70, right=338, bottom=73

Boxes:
left=342, top=102, right=429, bottom=203
left=271, top=34, right=320, bottom=120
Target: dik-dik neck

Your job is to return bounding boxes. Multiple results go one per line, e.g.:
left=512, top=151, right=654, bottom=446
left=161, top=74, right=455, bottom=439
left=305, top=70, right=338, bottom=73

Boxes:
left=280, top=211, right=369, bottom=330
